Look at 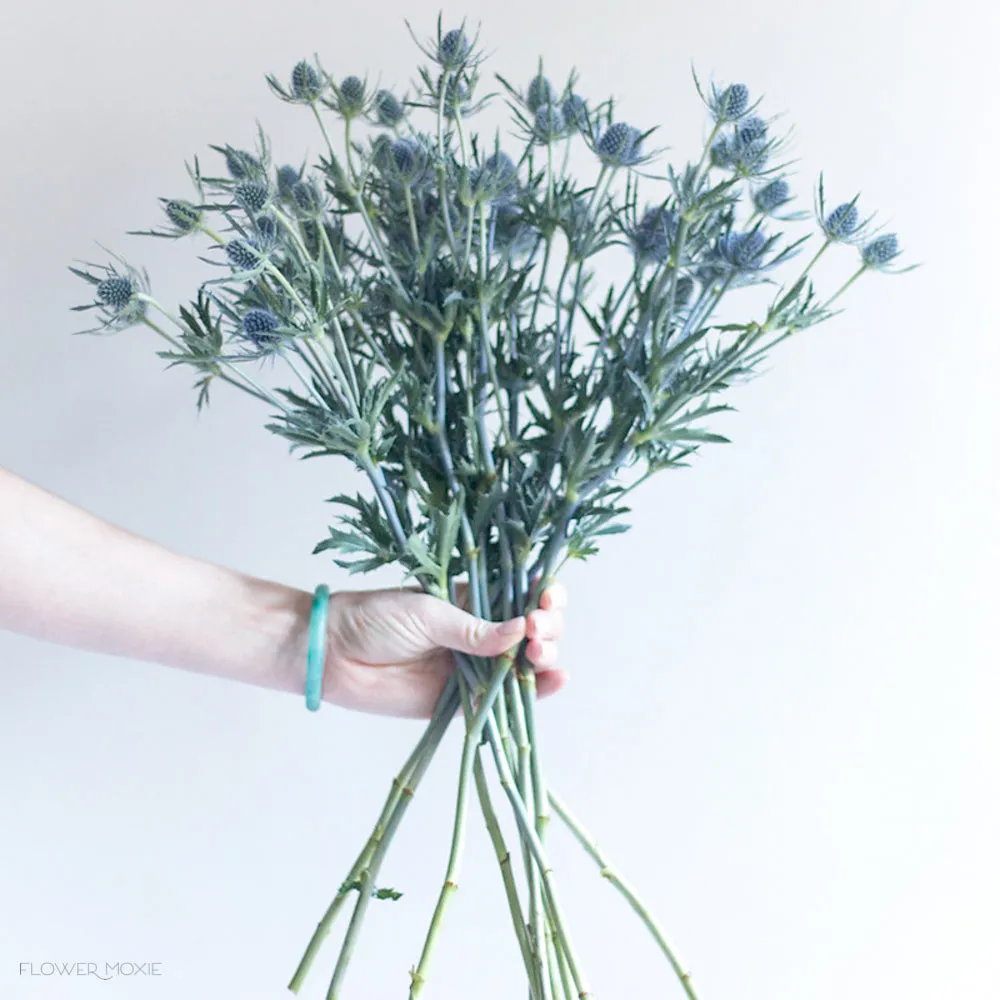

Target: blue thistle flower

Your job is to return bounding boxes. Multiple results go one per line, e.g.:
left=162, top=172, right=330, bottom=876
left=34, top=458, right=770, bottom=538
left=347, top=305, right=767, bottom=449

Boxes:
left=473, top=150, right=518, bottom=203
left=492, top=202, right=535, bottom=260
left=630, top=206, right=679, bottom=265
left=861, top=233, right=900, bottom=268
left=736, top=116, right=767, bottom=145
left=712, top=82, right=750, bottom=122
left=240, top=308, right=281, bottom=347
left=374, top=89, right=405, bottom=127
left=164, top=199, right=202, bottom=234
left=823, top=202, right=860, bottom=239
left=753, top=178, right=791, bottom=215
left=727, top=124, right=771, bottom=177
left=97, top=276, right=138, bottom=311
left=69, top=255, right=151, bottom=334
left=438, top=29, right=471, bottom=68
left=389, top=137, right=426, bottom=185
left=443, top=76, right=471, bottom=119
left=291, top=179, right=324, bottom=216
left=675, top=275, right=694, bottom=307
left=225, top=238, right=264, bottom=271
left=291, top=60, right=323, bottom=101
left=276, top=164, right=301, bottom=200
left=596, top=122, right=643, bottom=167
left=716, top=230, right=770, bottom=272
left=533, top=103, right=565, bottom=142
left=710, top=136, right=735, bottom=168
left=561, top=94, right=588, bottom=134
left=233, top=179, right=271, bottom=215
left=526, top=74, right=556, bottom=113
left=224, top=149, right=262, bottom=180
left=338, top=76, right=367, bottom=116
left=253, top=214, right=279, bottom=246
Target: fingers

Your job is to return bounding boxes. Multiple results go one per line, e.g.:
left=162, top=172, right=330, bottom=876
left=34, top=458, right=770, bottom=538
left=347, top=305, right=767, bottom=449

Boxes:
left=419, top=594, right=526, bottom=657
left=524, top=636, right=558, bottom=669
left=535, top=667, right=569, bottom=699
left=537, top=579, right=569, bottom=611
left=524, top=594, right=565, bottom=673
left=526, top=608, right=564, bottom=642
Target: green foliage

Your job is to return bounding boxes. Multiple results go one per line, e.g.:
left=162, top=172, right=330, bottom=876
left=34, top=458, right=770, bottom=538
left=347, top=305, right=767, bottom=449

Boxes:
left=68, top=16, right=907, bottom=616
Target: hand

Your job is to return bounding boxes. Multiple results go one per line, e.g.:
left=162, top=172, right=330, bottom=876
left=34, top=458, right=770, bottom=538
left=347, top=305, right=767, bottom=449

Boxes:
left=322, top=580, right=569, bottom=718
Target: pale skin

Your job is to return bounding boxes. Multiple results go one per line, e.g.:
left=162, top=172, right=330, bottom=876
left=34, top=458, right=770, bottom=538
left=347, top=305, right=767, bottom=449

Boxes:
left=0, top=465, right=568, bottom=719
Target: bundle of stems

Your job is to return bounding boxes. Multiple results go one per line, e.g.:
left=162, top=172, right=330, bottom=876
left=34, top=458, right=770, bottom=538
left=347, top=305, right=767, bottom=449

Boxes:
left=69, top=14, right=910, bottom=998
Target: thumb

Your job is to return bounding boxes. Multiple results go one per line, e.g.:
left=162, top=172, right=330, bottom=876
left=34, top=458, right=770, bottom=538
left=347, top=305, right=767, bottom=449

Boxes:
left=423, top=600, right=526, bottom=657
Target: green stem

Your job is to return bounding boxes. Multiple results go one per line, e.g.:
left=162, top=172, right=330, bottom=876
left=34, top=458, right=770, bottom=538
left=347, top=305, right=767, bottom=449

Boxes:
left=435, top=70, right=460, bottom=261
left=824, top=263, right=867, bottom=309
left=288, top=676, right=459, bottom=994
left=471, top=704, right=546, bottom=999
left=138, top=311, right=285, bottom=411
left=548, top=789, right=700, bottom=1000
left=403, top=185, right=421, bottom=256
left=344, top=117, right=357, bottom=184
left=483, top=715, right=591, bottom=999
left=546, top=141, right=554, bottom=212
left=309, top=101, right=408, bottom=297
left=409, top=646, right=522, bottom=997
left=528, top=233, right=553, bottom=333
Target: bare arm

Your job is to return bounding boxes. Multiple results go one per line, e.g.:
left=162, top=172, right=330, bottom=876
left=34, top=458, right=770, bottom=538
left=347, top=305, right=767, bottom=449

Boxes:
left=0, top=466, right=568, bottom=716
left=0, top=465, right=313, bottom=698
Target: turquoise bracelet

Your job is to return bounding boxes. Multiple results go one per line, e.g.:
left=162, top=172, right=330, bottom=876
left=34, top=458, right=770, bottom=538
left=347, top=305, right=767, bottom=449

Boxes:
left=305, top=583, right=330, bottom=712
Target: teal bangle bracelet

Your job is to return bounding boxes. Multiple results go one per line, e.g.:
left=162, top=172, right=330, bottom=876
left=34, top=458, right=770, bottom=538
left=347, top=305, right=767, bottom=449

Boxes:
left=305, top=584, right=330, bottom=712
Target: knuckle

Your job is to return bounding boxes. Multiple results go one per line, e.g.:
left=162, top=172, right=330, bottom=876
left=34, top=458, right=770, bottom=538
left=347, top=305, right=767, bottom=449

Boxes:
left=467, top=620, right=489, bottom=647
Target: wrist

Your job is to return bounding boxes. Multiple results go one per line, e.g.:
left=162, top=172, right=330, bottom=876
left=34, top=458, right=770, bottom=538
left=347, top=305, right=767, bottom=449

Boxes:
left=243, top=579, right=348, bottom=707
left=228, top=575, right=316, bottom=699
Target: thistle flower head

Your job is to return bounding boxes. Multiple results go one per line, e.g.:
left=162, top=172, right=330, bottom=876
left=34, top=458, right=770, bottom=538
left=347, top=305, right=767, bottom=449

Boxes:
left=276, top=164, right=302, bottom=200
left=97, top=276, right=137, bottom=310
left=526, top=73, right=556, bottom=113
left=492, top=201, right=535, bottom=260
left=337, top=76, right=368, bottom=117
left=753, top=178, right=792, bottom=215
left=373, top=89, right=406, bottom=127
left=823, top=202, right=860, bottom=240
left=472, top=150, right=518, bottom=203
left=630, top=205, right=679, bottom=265
left=253, top=214, right=279, bottom=246
left=438, top=28, right=471, bottom=68
left=224, top=148, right=263, bottom=180
left=736, top=116, right=767, bottom=145
left=233, top=179, right=272, bottom=215
left=163, top=199, right=202, bottom=235
left=715, top=229, right=771, bottom=272
left=561, top=93, right=588, bottom=134
left=388, top=137, right=427, bottom=185
left=710, top=136, right=735, bottom=169
left=711, top=125, right=770, bottom=177
left=225, top=237, right=266, bottom=271
left=240, top=307, right=282, bottom=348
left=291, top=178, right=325, bottom=216
left=533, top=102, right=565, bottom=142
left=706, top=81, right=750, bottom=122
left=69, top=253, right=151, bottom=335
left=596, top=122, right=644, bottom=167
left=291, top=60, right=324, bottom=101
left=861, top=233, right=901, bottom=269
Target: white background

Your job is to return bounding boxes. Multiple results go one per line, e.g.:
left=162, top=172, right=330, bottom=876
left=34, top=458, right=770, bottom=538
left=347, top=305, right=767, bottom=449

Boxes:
left=1, top=0, right=998, bottom=997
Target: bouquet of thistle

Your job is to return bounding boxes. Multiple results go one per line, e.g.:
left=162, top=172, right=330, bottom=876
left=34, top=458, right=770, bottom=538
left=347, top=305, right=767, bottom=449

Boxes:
left=69, top=13, right=911, bottom=999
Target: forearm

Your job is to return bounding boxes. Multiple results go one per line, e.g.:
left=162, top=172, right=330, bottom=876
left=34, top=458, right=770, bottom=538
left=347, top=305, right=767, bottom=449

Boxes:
left=0, top=466, right=313, bottom=698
